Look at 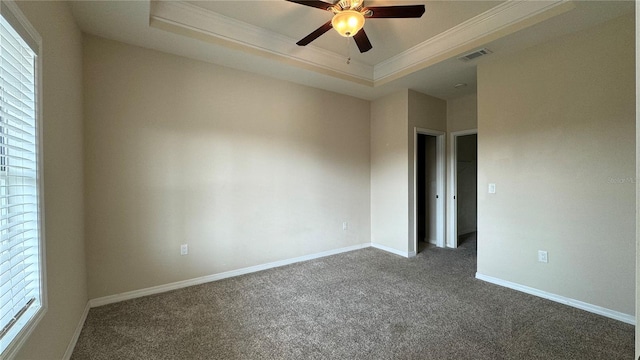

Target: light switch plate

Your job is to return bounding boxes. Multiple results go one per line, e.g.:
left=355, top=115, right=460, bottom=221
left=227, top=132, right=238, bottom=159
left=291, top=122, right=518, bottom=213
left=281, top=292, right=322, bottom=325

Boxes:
left=538, top=250, right=548, bottom=263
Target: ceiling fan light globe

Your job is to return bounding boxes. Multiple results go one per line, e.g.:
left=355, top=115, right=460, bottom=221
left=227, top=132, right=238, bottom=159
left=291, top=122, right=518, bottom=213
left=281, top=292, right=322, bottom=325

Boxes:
left=331, top=10, right=365, bottom=37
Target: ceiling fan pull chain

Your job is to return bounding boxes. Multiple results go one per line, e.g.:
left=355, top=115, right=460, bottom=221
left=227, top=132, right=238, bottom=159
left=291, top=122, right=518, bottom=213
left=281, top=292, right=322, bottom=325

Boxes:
left=346, top=37, right=351, bottom=65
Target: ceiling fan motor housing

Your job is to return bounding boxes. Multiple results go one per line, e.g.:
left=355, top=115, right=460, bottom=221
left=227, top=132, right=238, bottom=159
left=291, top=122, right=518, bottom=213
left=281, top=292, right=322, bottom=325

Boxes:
left=336, top=0, right=364, bottom=12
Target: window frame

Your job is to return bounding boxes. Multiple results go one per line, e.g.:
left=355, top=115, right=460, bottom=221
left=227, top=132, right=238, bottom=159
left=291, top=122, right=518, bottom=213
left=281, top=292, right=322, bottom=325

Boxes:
left=0, top=1, right=46, bottom=359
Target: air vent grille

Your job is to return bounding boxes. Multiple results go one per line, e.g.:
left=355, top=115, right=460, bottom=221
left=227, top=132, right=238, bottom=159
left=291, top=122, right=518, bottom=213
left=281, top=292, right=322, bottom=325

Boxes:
left=458, top=48, right=493, bottom=62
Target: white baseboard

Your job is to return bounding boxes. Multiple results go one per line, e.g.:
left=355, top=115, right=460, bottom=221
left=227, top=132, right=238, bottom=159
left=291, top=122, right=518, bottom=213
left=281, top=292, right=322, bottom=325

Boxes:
left=62, top=302, right=90, bottom=360
left=371, top=242, right=413, bottom=258
left=475, top=272, right=635, bottom=325
left=89, top=243, right=371, bottom=308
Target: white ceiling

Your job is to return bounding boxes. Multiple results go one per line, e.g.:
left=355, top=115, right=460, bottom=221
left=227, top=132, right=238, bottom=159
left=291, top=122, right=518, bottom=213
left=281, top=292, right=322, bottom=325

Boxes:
left=70, top=0, right=634, bottom=101
left=185, top=0, right=504, bottom=66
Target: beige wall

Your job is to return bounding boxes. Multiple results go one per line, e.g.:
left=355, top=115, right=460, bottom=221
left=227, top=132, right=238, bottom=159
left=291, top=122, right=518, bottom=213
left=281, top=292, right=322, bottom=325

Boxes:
left=370, top=90, right=446, bottom=255
left=5, top=2, right=634, bottom=357
left=447, top=93, right=477, bottom=133
left=477, top=14, right=635, bottom=315
left=14, top=1, right=87, bottom=359
left=83, top=35, right=371, bottom=299
left=409, top=90, right=447, bottom=132
left=370, top=90, right=409, bottom=252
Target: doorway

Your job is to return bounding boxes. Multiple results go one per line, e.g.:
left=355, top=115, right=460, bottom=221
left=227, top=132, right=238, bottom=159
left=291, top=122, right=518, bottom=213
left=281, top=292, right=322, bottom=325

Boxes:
left=447, top=130, right=478, bottom=248
left=414, top=129, right=445, bottom=254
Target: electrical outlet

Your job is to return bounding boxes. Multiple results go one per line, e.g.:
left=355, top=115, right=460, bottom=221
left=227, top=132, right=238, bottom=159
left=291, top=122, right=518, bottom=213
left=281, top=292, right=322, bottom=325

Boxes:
left=342, top=221, right=348, bottom=231
left=180, top=244, right=188, bottom=256
left=538, top=250, right=548, bottom=263
left=488, top=183, right=496, bottom=194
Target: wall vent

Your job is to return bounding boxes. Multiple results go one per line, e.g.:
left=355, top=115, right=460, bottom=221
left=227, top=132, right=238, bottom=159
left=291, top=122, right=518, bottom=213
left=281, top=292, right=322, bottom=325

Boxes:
left=458, top=48, right=493, bottom=62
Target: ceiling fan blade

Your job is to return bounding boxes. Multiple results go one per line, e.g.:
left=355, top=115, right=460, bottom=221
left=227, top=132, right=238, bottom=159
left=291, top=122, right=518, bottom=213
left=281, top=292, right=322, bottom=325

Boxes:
left=353, top=29, right=372, bottom=53
left=286, top=0, right=335, bottom=11
left=296, top=21, right=333, bottom=46
left=365, top=5, right=425, bottom=18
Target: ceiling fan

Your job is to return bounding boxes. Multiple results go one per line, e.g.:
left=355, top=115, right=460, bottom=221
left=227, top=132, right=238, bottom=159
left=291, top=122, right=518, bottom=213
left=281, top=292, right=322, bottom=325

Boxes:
left=286, top=0, right=425, bottom=53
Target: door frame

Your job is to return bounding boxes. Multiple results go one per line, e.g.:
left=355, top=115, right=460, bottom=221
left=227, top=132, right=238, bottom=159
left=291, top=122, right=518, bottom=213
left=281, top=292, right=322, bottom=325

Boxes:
left=413, top=128, right=446, bottom=252
left=446, top=129, right=478, bottom=248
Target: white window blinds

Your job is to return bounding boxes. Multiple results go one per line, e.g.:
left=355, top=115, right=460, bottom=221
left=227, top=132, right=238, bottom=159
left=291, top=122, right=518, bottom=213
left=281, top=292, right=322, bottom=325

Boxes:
left=0, top=4, right=42, bottom=356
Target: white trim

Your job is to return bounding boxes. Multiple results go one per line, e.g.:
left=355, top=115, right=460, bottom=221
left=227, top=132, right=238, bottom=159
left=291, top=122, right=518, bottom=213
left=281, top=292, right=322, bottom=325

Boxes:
left=413, top=128, right=446, bottom=254
left=34, top=1, right=47, bottom=342
left=150, top=1, right=373, bottom=83
left=636, top=3, right=640, bottom=360
left=89, top=243, right=371, bottom=307
left=1, top=308, right=45, bottom=360
left=374, top=0, right=573, bottom=81
left=371, top=242, right=413, bottom=258
left=475, top=273, right=635, bottom=325
left=148, top=0, right=573, bottom=85
left=62, top=303, right=90, bottom=360
left=0, top=1, right=46, bottom=359
left=447, top=129, right=477, bottom=248
left=435, top=132, right=446, bottom=248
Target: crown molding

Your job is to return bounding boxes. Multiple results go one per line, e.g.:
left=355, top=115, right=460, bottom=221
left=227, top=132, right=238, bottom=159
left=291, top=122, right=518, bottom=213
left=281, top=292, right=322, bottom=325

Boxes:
left=373, top=0, right=575, bottom=83
left=150, top=1, right=374, bottom=86
left=149, top=0, right=575, bottom=87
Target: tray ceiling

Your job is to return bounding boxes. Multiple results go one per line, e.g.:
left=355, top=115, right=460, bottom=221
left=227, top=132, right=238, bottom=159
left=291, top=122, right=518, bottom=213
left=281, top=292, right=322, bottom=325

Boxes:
left=70, top=1, right=634, bottom=100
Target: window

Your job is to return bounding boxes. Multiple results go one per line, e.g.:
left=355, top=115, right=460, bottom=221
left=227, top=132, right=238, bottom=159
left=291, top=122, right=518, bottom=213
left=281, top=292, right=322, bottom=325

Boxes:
left=0, top=1, right=44, bottom=358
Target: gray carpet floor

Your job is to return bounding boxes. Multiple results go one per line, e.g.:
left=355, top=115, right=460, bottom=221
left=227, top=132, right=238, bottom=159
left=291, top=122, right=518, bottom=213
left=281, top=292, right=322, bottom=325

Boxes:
left=71, top=234, right=634, bottom=359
